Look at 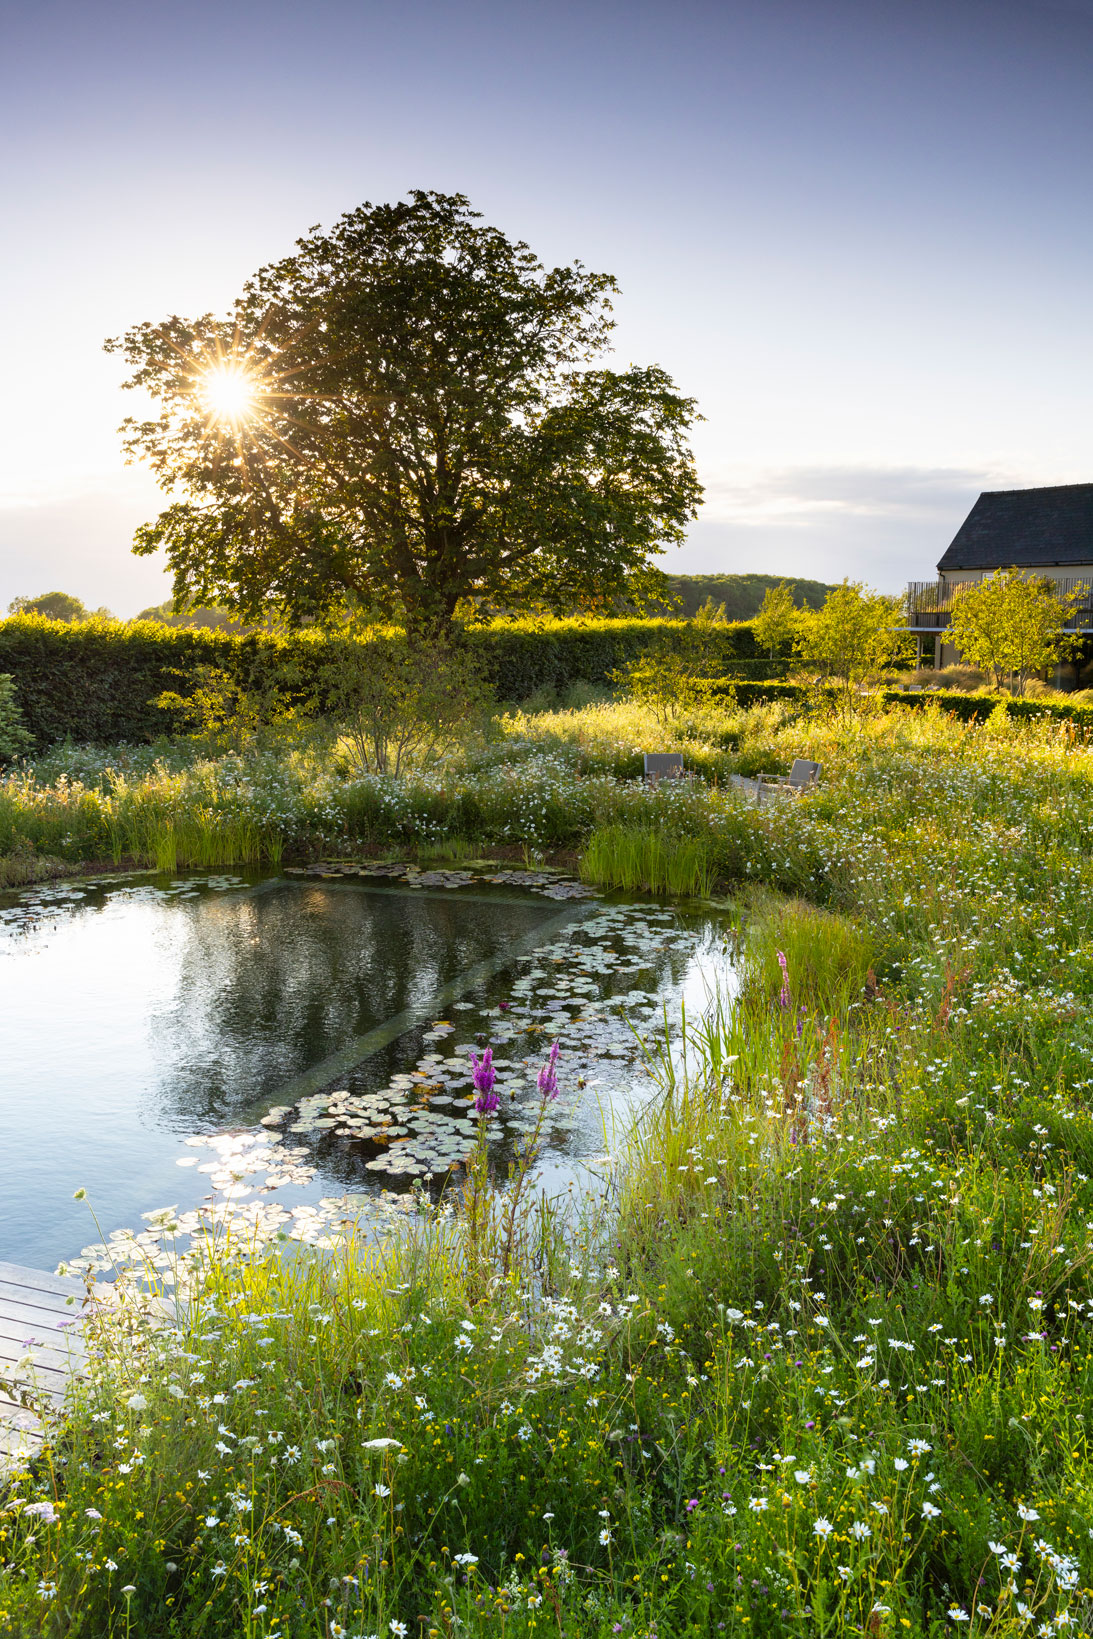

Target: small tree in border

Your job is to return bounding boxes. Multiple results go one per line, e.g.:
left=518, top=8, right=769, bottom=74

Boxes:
left=154, top=664, right=301, bottom=755
left=611, top=603, right=730, bottom=728
left=751, top=581, right=799, bottom=667
left=945, top=569, right=1087, bottom=695
left=317, top=624, right=490, bottom=777
left=793, top=580, right=912, bottom=714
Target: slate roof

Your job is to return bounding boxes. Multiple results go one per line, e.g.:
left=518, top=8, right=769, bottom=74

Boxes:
left=937, top=483, right=1093, bottom=574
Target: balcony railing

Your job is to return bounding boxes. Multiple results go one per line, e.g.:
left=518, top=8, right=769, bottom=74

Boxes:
left=905, top=578, right=1093, bottom=632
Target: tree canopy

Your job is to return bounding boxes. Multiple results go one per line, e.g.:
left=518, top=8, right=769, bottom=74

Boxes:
left=109, top=191, right=703, bottom=632
left=751, top=581, right=798, bottom=659
left=655, top=572, right=835, bottom=620
left=794, top=580, right=911, bottom=710
left=7, top=591, right=113, bottom=622
left=945, top=569, right=1086, bottom=694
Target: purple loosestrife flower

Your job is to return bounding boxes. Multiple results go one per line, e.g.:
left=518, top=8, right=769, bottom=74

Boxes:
left=470, top=1046, right=500, bottom=1116
left=777, top=950, right=791, bottom=1010
left=537, top=1041, right=560, bottom=1102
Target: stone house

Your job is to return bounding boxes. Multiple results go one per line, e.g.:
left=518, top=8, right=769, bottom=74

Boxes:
left=906, top=482, right=1093, bottom=674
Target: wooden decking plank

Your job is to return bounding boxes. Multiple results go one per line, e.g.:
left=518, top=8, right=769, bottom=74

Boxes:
left=0, top=1342, right=81, bottom=1378
left=0, top=1293, right=88, bottom=1338
left=0, top=1353, right=71, bottom=1388
left=0, top=1290, right=88, bottom=1329
left=0, top=1415, right=43, bottom=1463
left=0, top=1261, right=86, bottom=1301
left=0, top=1263, right=104, bottom=1472
left=0, top=1277, right=82, bottom=1315
left=1, top=1377, right=67, bottom=1410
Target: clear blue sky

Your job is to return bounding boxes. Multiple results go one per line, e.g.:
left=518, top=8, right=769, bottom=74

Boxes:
left=2, top=0, right=1091, bottom=613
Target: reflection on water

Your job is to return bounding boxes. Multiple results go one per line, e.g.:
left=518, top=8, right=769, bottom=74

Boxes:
left=149, top=881, right=550, bottom=1126
left=0, top=871, right=736, bottom=1272
left=0, top=875, right=558, bottom=1268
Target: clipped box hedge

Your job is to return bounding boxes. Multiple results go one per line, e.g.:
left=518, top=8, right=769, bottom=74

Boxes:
left=881, top=688, right=1093, bottom=729
left=0, top=618, right=306, bottom=747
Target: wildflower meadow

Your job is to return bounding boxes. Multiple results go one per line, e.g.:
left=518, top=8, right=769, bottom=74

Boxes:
left=3, top=697, right=1093, bottom=1637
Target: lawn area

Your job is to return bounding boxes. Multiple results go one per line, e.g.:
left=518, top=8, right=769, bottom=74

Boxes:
left=3, top=699, right=1093, bottom=1637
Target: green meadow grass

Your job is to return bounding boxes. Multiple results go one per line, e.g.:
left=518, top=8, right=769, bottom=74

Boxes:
left=3, top=704, right=1093, bottom=1635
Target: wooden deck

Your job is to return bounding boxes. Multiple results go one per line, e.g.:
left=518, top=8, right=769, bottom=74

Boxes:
left=0, top=1261, right=90, bottom=1467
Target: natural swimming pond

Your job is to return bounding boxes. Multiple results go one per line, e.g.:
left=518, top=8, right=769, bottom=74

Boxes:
left=0, top=867, right=736, bottom=1272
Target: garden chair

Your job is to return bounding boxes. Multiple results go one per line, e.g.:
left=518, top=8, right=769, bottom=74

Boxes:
left=753, top=758, right=822, bottom=802
left=643, top=753, right=686, bottom=784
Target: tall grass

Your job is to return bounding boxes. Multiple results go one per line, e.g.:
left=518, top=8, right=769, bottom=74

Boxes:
left=737, top=888, right=874, bottom=1015
left=580, top=822, right=714, bottom=896
left=148, top=817, right=283, bottom=873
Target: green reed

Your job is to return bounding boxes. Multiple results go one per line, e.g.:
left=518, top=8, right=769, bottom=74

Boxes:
left=580, top=822, right=715, bottom=897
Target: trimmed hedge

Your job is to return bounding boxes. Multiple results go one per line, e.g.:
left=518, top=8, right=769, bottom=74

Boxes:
left=0, top=618, right=308, bottom=747
left=881, top=688, right=1093, bottom=729
left=467, top=617, right=777, bottom=699
left=7, top=612, right=1088, bottom=750
left=725, top=681, right=1093, bottom=728
left=732, top=681, right=808, bottom=708
left=0, top=614, right=783, bottom=748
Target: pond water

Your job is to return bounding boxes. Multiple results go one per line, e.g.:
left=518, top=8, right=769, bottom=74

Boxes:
left=0, top=868, right=736, bottom=1272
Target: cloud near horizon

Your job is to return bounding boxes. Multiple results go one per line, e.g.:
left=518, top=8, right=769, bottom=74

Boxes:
left=664, top=463, right=1042, bottom=593
left=698, top=464, right=1021, bottom=527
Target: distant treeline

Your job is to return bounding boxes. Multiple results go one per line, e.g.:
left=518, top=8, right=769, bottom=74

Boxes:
left=656, top=573, right=835, bottom=620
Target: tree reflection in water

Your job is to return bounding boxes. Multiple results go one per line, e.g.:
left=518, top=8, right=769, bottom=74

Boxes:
left=150, top=883, right=553, bottom=1128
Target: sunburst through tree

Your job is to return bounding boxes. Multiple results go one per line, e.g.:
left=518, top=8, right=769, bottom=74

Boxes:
left=108, top=190, right=703, bottom=632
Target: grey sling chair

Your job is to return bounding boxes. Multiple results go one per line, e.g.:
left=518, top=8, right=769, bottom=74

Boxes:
left=643, top=753, right=686, bottom=784
left=731, top=758, right=822, bottom=805
left=754, top=758, right=822, bottom=802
